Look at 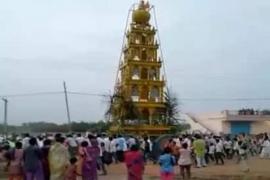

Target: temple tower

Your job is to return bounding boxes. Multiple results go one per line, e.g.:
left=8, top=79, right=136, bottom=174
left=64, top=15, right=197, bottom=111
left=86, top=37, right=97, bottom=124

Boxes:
left=112, top=0, right=170, bottom=134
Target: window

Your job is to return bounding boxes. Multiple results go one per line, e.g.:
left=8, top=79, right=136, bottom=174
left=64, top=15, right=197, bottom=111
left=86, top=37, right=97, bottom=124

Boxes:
left=141, top=108, right=149, bottom=123
left=140, top=85, right=149, bottom=100
left=135, top=38, right=140, bottom=44
left=141, top=49, right=147, bottom=61
left=150, top=86, right=159, bottom=102
left=131, top=86, right=139, bottom=102
left=131, top=67, right=140, bottom=80
left=149, top=68, right=157, bottom=80
left=142, top=36, right=146, bottom=44
left=141, top=68, right=148, bottom=79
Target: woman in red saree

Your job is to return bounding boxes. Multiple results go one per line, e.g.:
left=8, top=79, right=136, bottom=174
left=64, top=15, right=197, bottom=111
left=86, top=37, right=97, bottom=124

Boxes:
left=124, top=144, right=144, bottom=180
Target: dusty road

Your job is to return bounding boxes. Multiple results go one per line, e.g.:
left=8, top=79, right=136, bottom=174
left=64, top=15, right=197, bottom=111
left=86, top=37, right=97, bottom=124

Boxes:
left=98, top=157, right=270, bottom=180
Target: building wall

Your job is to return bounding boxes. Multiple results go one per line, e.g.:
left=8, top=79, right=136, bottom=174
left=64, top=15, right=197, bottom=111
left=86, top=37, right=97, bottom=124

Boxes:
left=223, top=121, right=270, bottom=135
left=190, top=111, right=270, bottom=135
left=251, top=121, right=270, bottom=134
left=222, top=121, right=230, bottom=134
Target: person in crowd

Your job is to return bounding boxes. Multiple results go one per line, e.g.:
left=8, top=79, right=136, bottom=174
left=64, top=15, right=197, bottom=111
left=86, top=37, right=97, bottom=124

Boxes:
left=0, top=145, right=5, bottom=161
left=260, top=136, right=270, bottom=159
left=77, top=135, right=93, bottom=179
left=224, top=137, right=232, bottom=159
left=76, top=134, right=84, bottom=146
left=124, top=144, right=145, bottom=180
left=81, top=137, right=100, bottom=180
left=66, top=134, right=78, bottom=158
left=158, top=147, right=175, bottom=180
left=22, top=133, right=30, bottom=149
left=103, top=136, right=111, bottom=154
left=2, top=143, right=11, bottom=173
left=214, top=139, right=224, bottom=165
left=193, top=134, right=207, bottom=168
left=65, top=157, right=77, bottom=180
left=178, top=143, right=192, bottom=179
left=166, top=139, right=174, bottom=150
left=208, top=143, right=215, bottom=162
left=37, top=136, right=44, bottom=148
left=183, top=135, right=192, bottom=150
left=249, top=139, right=258, bottom=156
left=232, top=137, right=240, bottom=161
left=41, top=139, right=52, bottom=180
left=173, top=136, right=181, bottom=149
left=127, top=136, right=136, bottom=149
left=142, top=137, right=151, bottom=163
left=80, top=141, right=93, bottom=180
left=23, top=137, right=44, bottom=180
left=171, top=141, right=180, bottom=162
left=6, top=141, right=24, bottom=180
left=100, top=139, right=113, bottom=166
left=116, top=135, right=127, bottom=162
left=238, top=140, right=249, bottom=172
left=109, top=136, right=117, bottom=163
left=96, top=134, right=107, bottom=175
left=49, top=134, right=69, bottom=180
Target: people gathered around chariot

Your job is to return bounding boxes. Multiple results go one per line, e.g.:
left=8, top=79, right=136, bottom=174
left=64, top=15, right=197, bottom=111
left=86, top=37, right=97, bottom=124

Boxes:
left=0, top=132, right=269, bottom=180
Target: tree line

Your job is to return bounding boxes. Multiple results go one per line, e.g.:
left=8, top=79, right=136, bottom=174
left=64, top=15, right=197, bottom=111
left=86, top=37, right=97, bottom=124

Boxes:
left=0, top=120, right=110, bottom=134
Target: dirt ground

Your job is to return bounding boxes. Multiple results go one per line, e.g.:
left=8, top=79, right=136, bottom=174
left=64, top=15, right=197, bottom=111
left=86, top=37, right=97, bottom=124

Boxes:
left=1, top=157, right=270, bottom=180
left=98, top=157, right=270, bottom=180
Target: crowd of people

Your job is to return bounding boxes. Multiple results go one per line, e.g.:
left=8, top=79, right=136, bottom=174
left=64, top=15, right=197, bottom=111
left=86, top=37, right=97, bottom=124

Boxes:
left=0, top=133, right=150, bottom=180
left=157, top=132, right=270, bottom=179
left=0, top=132, right=269, bottom=180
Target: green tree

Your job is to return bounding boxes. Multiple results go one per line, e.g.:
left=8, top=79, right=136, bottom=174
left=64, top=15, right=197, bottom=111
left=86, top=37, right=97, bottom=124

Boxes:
left=105, top=93, right=139, bottom=125
left=164, top=89, right=180, bottom=125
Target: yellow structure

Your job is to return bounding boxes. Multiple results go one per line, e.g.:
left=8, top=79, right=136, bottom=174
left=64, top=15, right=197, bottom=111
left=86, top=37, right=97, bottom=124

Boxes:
left=111, top=1, right=170, bottom=135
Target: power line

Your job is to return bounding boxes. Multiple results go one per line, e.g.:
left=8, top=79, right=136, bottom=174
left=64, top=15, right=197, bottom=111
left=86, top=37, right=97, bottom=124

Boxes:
left=67, top=91, right=109, bottom=97
left=0, top=91, right=63, bottom=98
left=1, top=91, right=270, bottom=101
left=180, top=98, right=270, bottom=102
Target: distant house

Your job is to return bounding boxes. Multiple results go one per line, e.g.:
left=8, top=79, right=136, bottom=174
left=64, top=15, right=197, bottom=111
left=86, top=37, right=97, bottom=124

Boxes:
left=183, top=110, right=270, bottom=135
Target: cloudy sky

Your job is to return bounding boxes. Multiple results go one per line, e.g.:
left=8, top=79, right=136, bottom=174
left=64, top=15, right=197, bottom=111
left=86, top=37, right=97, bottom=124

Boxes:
left=1, top=0, right=270, bottom=125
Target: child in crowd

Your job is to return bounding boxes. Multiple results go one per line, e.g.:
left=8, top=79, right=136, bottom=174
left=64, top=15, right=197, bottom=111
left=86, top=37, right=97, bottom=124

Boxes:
left=159, top=147, right=175, bottom=180
left=178, top=143, right=192, bottom=179
left=65, top=157, right=77, bottom=180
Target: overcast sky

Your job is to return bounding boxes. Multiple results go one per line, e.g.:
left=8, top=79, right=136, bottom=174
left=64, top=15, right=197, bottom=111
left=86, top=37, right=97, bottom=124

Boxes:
left=1, top=0, right=270, bottom=125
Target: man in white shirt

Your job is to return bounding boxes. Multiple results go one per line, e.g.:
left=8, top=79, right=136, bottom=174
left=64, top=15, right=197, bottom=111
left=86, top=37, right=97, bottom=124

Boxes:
left=0, top=136, right=4, bottom=143
left=37, top=136, right=44, bottom=148
left=215, top=139, right=224, bottom=165
left=183, top=135, right=192, bottom=150
left=109, top=136, right=117, bottom=163
left=22, top=133, right=30, bottom=149
left=97, top=134, right=107, bottom=175
left=76, top=133, right=84, bottom=145
left=127, top=137, right=136, bottom=149
left=208, top=142, right=215, bottom=162
left=224, top=138, right=232, bottom=159
left=66, top=134, right=78, bottom=157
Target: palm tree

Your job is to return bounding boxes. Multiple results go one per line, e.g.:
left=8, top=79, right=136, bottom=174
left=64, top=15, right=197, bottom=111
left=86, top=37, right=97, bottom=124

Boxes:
left=164, top=89, right=180, bottom=125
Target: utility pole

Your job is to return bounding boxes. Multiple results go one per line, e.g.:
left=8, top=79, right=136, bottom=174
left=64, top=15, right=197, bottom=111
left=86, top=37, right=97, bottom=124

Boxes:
left=2, top=98, right=8, bottom=138
left=63, top=81, right=72, bottom=132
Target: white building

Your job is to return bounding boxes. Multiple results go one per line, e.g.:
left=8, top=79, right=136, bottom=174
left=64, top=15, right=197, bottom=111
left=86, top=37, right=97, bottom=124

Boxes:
left=183, top=110, right=270, bottom=135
